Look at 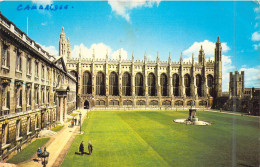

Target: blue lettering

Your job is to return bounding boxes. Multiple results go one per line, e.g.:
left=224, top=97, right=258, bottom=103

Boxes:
left=17, top=4, right=23, bottom=11
left=50, top=4, right=57, bottom=11
left=24, top=5, right=30, bottom=10
left=45, top=5, right=50, bottom=10
left=39, top=5, right=44, bottom=10
left=15, top=4, right=73, bottom=11
left=31, top=5, right=37, bottom=10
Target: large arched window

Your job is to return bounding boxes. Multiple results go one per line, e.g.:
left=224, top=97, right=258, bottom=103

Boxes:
left=109, top=72, right=118, bottom=96
left=96, top=72, right=105, bottom=96
left=122, top=72, right=131, bottom=96
left=135, top=73, right=143, bottom=96
left=82, top=71, right=92, bottom=94
left=184, top=74, right=191, bottom=97
left=160, top=73, right=167, bottom=96
left=172, top=73, right=179, bottom=96
left=207, top=74, right=214, bottom=97
left=196, top=74, right=202, bottom=97
left=148, top=73, right=156, bottom=96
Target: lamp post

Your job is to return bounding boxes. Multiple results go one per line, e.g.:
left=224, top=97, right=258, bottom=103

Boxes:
left=41, top=147, right=49, bottom=167
left=79, top=112, right=82, bottom=134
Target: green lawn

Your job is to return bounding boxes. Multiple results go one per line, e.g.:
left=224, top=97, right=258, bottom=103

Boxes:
left=62, top=110, right=259, bottom=167
left=70, top=113, right=79, bottom=117
left=51, top=125, right=64, bottom=132
left=7, top=137, right=50, bottom=164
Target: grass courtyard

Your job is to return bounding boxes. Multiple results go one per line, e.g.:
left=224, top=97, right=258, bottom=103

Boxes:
left=62, top=110, right=259, bottom=167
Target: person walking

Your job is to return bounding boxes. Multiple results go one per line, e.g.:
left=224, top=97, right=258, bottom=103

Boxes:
left=71, top=119, right=74, bottom=127
left=75, top=118, right=77, bottom=125
left=88, top=141, right=93, bottom=155
left=79, top=141, right=84, bottom=155
left=37, top=147, right=42, bottom=161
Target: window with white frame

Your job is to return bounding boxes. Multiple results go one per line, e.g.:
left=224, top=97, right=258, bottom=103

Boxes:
left=16, top=120, right=21, bottom=139
left=47, top=88, right=50, bottom=104
left=35, top=61, right=39, bottom=78
left=1, top=81, right=10, bottom=116
left=42, top=87, right=45, bottom=105
left=42, top=65, right=45, bottom=80
left=35, top=115, right=39, bottom=129
left=1, top=42, right=10, bottom=68
left=15, top=82, right=22, bottom=112
left=35, top=86, right=39, bottom=106
left=1, top=123, right=8, bottom=146
left=27, top=117, right=31, bottom=134
left=16, top=49, right=22, bottom=72
left=26, top=84, right=31, bottom=110
left=47, top=68, right=50, bottom=81
left=27, top=57, right=31, bottom=75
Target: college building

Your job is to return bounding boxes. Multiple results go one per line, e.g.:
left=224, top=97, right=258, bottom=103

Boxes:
left=220, top=71, right=260, bottom=115
left=63, top=28, right=223, bottom=109
left=0, top=13, right=76, bottom=159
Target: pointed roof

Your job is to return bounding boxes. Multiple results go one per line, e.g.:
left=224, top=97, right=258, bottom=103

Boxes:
left=60, top=27, right=66, bottom=38
left=216, top=36, right=221, bottom=44
left=53, top=56, right=67, bottom=72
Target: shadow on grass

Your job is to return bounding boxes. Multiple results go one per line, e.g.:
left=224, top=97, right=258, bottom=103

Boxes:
left=75, top=152, right=90, bottom=155
left=32, top=158, right=40, bottom=162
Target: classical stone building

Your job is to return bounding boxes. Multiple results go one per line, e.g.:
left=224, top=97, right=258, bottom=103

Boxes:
left=61, top=28, right=223, bottom=109
left=0, top=13, right=76, bottom=159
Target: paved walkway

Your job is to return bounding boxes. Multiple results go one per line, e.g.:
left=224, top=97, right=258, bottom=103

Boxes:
left=18, top=109, right=89, bottom=167
left=206, top=109, right=259, bottom=117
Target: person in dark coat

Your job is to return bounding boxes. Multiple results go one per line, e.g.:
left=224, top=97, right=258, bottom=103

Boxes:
left=79, top=141, right=84, bottom=155
left=88, top=141, right=93, bottom=155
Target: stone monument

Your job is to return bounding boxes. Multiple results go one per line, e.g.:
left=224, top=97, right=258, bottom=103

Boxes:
left=187, top=101, right=198, bottom=122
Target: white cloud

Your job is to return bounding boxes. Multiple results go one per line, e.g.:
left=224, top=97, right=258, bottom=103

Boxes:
left=108, top=0, right=161, bottom=22
left=251, top=31, right=260, bottom=41
left=240, top=66, right=260, bottom=88
left=222, top=55, right=235, bottom=91
left=253, top=43, right=260, bottom=50
left=71, top=43, right=128, bottom=60
left=111, top=48, right=128, bottom=60
left=183, top=40, right=234, bottom=91
left=183, top=40, right=230, bottom=60
left=41, top=22, right=47, bottom=26
left=38, top=44, right=58, bottom=56
left=32, top=0, right=53, bottom=6
left=254, top=6, right=260, bottom=13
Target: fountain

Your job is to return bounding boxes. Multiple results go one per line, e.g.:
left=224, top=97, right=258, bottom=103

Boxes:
left=173, top=101, right=211, bottom=126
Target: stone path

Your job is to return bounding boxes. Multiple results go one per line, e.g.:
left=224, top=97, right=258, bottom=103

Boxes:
left=18, top=109, right=88, bottom=167
left=206, top=109, right=258, bottom=117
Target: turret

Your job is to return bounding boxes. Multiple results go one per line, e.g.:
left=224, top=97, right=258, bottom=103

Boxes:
left=198, top=45, right=205, bottom=64
left=132, top=51, right=134, bottom=63
left=144, top=50, right=147, bottom=63
left=192, top=53, right=194, bottom=65
left=59, top=27, right=67, bottom=63
left=168, top=52, right=171, bottom=64
left=156, top=51, right=160, bottom=63
left=214, top=36, right=222, bottom=97
left=180, top=52, right=183, bottom=65
left=67, top=38, right=71, bottom=59
left=92, top=48, right=95, bottom=62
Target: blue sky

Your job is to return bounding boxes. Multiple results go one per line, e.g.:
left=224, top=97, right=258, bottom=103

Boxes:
left=0, top=1, right=259, bottom=91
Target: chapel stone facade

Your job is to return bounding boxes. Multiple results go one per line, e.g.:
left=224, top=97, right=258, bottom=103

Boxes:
left=61, top=29, right=223, bottom=109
